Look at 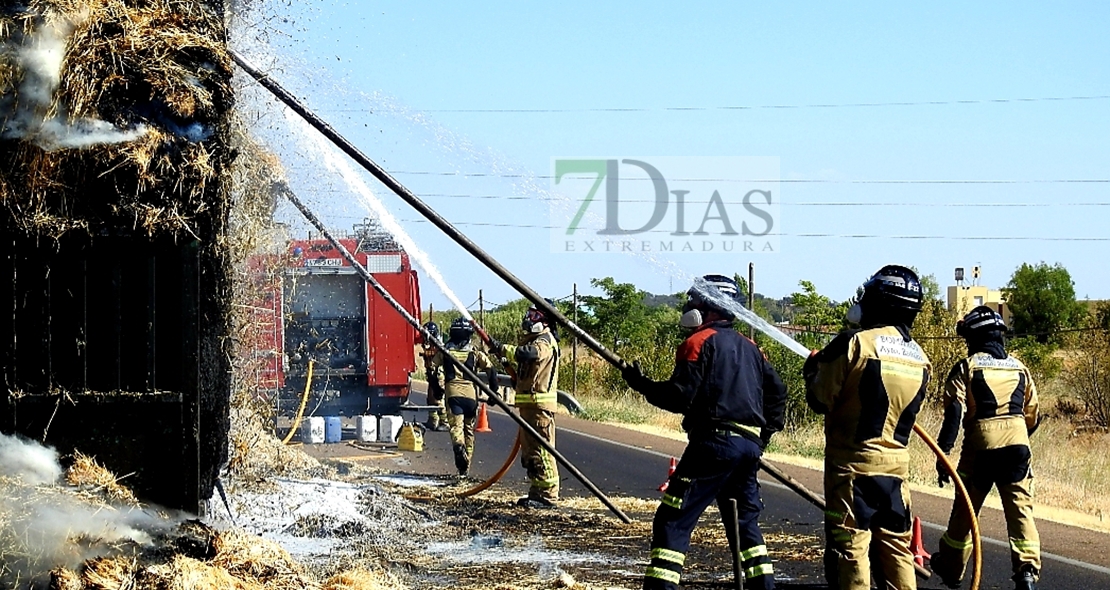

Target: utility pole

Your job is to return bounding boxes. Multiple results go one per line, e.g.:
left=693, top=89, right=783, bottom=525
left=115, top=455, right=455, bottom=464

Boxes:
left=748, top=262, right=755, bottom=340
left=572, top=282, right=578, bottom=395
left=478, top=289, right=484, bottom=327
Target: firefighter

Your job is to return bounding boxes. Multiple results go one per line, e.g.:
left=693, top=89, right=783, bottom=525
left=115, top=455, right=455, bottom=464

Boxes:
left=803, top=265, right=930, bottom=590
left=930, top=306, right=1040, bottom=590
left=421, top=321, right=448, bottom=431
left=427, top=317, right=497, bottom=476
left=621, top=274, right=787, bottom=590
left=491, top=300, right=562, bottom=507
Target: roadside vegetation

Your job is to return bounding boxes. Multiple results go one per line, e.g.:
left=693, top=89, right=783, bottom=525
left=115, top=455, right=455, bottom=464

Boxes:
left=427, top=263, right=1110, bottom=523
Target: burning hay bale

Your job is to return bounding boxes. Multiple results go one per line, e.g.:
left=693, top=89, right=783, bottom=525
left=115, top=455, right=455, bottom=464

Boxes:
left=0, top=0, right=233, bottom=238
left=65, top=451, right=140, bottom=506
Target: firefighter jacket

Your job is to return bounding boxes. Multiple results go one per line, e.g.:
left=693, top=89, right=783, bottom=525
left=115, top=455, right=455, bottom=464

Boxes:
left=429, top=343, right=493, bottom=401
left=937, top=352, right=1039, bottom=456
left=500, top=329, right=560, bottom=410
left=805, top=325, right=932, bottom=476
left=636, top=320, right=787, bottom=444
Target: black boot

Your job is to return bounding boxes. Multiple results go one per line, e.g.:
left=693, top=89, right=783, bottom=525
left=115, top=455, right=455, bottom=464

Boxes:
left=1013, top=567, right=1036, bottom=590
left=452, top=443, right=469, bottom=476
left=929, top=551, right=963, bottom=589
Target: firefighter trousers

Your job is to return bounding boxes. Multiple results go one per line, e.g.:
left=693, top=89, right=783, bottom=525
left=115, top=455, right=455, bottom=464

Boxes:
left=518, top=405, right=559, bottom=501
left=933, top=473, right=1040, bottom=582
left=426, top=385, right=448, bottom=429
left=447, top=396, right=478, bottom=475
left=645, top=432, right=774, bottom=590
left=823, top=462, right=916, bottom=590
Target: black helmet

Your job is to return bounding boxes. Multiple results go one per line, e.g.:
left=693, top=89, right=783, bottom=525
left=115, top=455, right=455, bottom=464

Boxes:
left=956, top=305, right=1006, bottom=339
left=422, top=321, right=441, bottom=343
left=449, top=316, right=475, bottom=344
left=522, top=298, right=556, bottom=334
left=860, top=265, right=923, bottom=312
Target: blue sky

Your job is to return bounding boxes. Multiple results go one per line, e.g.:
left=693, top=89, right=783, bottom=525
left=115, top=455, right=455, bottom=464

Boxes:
left=234, top=1, right=1110, bottom=312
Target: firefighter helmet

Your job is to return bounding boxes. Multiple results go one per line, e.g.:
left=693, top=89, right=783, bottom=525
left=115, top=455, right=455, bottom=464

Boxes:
left=449, top=316, right=475, bottom=344
left=956, top=305, right=1006, bottom=339
left=861, top=265, right=924, bottom=313
left=422, top=321, right=441, bottom=344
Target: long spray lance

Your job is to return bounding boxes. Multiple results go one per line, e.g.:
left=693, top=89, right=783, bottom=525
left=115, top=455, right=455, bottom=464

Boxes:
left=278, top=186, right=632, bottom=524
left=233, top=53, right=976, bottom=582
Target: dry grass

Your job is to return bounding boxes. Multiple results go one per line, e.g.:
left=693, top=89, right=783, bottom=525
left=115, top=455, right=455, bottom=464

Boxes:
left=65, top=451, right=139, bottom=506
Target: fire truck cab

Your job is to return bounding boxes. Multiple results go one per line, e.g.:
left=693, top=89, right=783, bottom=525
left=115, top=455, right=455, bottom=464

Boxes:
left=256, top=224, right=421, bottom=417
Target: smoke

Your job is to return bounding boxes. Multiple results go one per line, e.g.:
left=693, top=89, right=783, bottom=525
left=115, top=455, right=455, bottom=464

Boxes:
left=0, top=434, right=178, bottom=586
left=0, top=11, right=148, bottom=151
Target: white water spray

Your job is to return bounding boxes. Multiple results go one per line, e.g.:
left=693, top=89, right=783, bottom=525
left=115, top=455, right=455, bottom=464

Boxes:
left=690, top=277, right=811, bottom=357
left=283, top=109, right=474, bottom=321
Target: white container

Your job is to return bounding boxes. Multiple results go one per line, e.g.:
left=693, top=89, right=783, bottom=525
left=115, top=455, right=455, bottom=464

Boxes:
left=378, top=415, right=403, bottom=443
left=354, top=415, right=377, bottom=443
left=300, top=416, right=325, bottom=444
left=324, top=416, right=343, bottom=443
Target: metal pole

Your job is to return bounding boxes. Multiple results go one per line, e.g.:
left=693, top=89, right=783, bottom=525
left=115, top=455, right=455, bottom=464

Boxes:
left=748, top=263, right=755, bottom=340
left=231, top=50, right=625, bottom=370
left=478, top=289, right=484, bottom=327
left=278, top=186, right=632, bottom=524
left=729, top=498, right=744, bottom=590
left=572, top=282, right=578, bottom=396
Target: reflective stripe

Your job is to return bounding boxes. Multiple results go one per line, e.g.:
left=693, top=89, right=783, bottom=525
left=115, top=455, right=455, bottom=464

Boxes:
left=651, top=548, right=686, bottom=565
left=824, top=510, right=845, bottom=520
left=1010, top=538, right=1040, bottom=551
left=745, top=563, right=774, bottom=578
left=517, top=392, right=558, bottom=404
left=942, top=533, right=973, bottom=550
left=831, top=530, right=852, bottom=543
left=645, top=566, right=681, bottom=584
left=661, top=493, right=683, bottom=509
left=724, top=421, right=762, bottom=438
left=739, top=545, right=768, bottom=561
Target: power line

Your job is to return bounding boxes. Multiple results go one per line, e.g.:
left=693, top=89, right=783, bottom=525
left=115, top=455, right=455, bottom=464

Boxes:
left=385, top=171, right=1110, bottom=183
left=282, top=165, right=1110, bottom=185
left=315, top=94, right=1110, bottom=114
left=388, top=218, right=1108, bottom=241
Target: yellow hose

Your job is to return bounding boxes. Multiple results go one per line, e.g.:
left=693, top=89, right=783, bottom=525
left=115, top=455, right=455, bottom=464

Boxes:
left=282, top=359, right=315, bottom=445
left=913, top=423, right=982, bottom=590
left=457, top=432, right=522, bottom=498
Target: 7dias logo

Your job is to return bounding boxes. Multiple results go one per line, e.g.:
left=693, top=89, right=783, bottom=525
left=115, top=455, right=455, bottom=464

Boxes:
left=549, top=157, right=779, bottom=254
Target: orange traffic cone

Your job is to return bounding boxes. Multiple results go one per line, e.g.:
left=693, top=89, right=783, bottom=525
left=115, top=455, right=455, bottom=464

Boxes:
left=910, top=516, right=931, bottom=567
left=658, top=457, right=677, bottom=492
left=475, top=402, right=492, bottom=433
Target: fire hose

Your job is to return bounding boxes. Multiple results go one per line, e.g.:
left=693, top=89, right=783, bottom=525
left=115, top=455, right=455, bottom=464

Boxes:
left=458, top=432, right=522, bottom=498
left=233, top=51, right=980, bottom=583
left=281, top=359, right=314, bottom=445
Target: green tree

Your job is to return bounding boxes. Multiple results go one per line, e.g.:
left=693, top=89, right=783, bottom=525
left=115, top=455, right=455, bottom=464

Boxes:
left=1003, top=262, right=1086, bottom=343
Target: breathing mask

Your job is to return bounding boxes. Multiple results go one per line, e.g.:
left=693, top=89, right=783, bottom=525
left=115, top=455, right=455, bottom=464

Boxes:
left=846, top=302, right=863, bottom=324
left=521, top=307, right=547, bottom=334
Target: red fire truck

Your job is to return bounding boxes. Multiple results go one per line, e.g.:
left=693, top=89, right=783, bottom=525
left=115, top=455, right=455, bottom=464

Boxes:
left=250, top=221, right=422, bottom=417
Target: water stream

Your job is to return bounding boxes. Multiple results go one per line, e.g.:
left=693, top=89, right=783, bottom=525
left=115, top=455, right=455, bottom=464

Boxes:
left=283, top=108, right=475, bottom=322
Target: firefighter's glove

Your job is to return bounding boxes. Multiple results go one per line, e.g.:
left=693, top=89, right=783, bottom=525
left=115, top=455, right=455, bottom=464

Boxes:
left=759, top=429, right=774, bottom=451
left=802, top=350, right=820, bottom=384
left=936, top=457, right=951, bottom=488
left=621, top=361, right=651, bottom=393
left=488, top=338, right=504, bottom=355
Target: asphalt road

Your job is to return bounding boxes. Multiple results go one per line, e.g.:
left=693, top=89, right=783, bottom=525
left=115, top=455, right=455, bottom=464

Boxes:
left=307, top=389, right=1110, bottom=589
